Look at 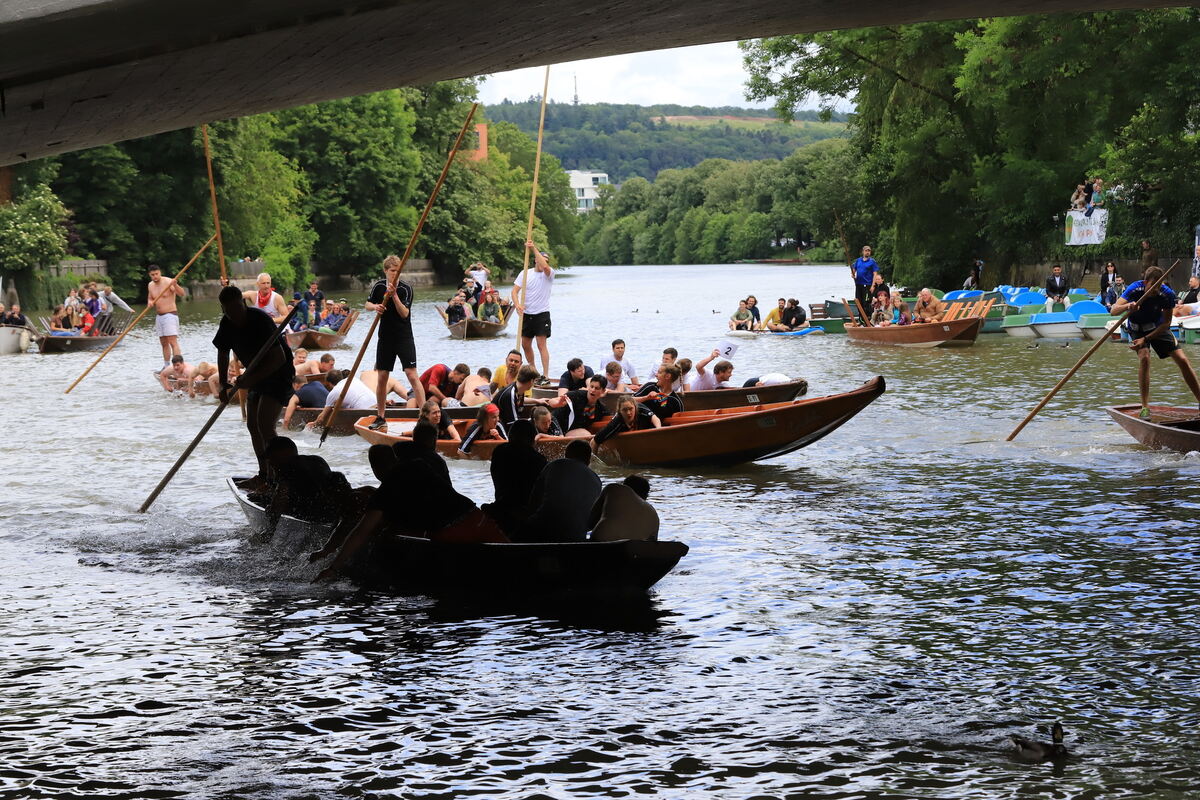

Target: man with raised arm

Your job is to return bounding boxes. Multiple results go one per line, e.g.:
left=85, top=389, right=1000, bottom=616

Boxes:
left=366, top=254, right=424, bottom=430
left=511, top=240, right=554, bottom=382
left=213, top=285, right=294, bottom=489
left=147, top=264, right=186, bottom=368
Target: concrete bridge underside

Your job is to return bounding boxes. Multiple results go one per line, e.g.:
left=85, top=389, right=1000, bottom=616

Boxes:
left=0, top=0, right=1178, bottom=166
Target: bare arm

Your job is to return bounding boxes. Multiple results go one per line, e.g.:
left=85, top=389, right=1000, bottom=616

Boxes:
left=282, top=395, right=300, bottom=427
left=527, top=241, right=551, bottom=275
left=696, top=349, right=719, bottom=375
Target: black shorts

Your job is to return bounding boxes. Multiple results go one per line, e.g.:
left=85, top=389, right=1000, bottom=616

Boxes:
left=248, top=367, right=294, bottom=406
left=1126, top=323, right=1179, bottom=359
left=376, top=333, right=417, bottom=371
left=521, top=311, right=551, bottom=339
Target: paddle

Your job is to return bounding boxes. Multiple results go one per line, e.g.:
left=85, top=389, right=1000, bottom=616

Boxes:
left=1007, top=260, right=1179, bottom=441
left=318, top=102, right=478, bottom=447
left=64, top=233, right=218, bottom=394
left=843, top=297, right=871, bottom=327
left=138, top=303, right=300, bottom=513
left=513, top=66, right=552, bottom=353
left=200, top=123, right=228, bottom=283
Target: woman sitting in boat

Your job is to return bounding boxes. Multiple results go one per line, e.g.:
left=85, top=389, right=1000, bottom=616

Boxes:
left=870, top=288, right=894, bottom=325
left=418, top=399, right=461, bottom=442
left=48, top=305, right=74, bottom=336
left=633, top=364, right=685, bottom=422
left=729, top=300, right=754, bottom=331
left=876, top=291, right=912, bottom=327
left=478, top=289, right=503, bottom=323
left=459, top=403, right=507, bottom=454
left=593, top=395, right=661, bottom=451
left=530, top=405, right=564, bottom=439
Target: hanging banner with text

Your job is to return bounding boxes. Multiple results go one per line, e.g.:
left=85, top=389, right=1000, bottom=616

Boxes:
left=1064, top=209, right=1108, bottom=245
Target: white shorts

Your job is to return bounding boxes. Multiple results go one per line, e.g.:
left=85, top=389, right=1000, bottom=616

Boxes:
left=155, top=312, right=179, bottom=338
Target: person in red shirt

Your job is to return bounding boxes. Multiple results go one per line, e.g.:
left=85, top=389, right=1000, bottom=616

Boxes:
left=419, top=362, right=470, bottom=406
left=79, top=307, right=96, bottom=335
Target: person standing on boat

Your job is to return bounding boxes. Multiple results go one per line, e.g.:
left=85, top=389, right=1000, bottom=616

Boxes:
left=1112, top=266, right=1200, bottom=419
left=147, top=264, right=186, bottom=368
left=213, top=285, right=294, bottom=488
left=512, top=240, right=555, bottom=383
left=851, top=245, right=880, bottom=315
left=366, top=255, right=424, bottom=431
left=242, top=273, right=289, bottom=324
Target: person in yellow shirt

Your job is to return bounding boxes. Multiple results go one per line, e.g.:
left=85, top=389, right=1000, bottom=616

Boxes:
left=760, top=297, right=786, bottom=331
left=493, top=349, right=523, bottom=389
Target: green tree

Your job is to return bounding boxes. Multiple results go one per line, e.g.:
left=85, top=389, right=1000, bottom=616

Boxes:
left=0, top=185, right=70, bottom=307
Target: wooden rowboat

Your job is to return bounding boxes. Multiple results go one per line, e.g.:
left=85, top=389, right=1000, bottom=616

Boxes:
left=592, top=377, right=884, bottom=468
left=436, top=304, right=511, bottom=339
left=1106, top=405, right=1200, bottom=453
left=846, top=317, right=982, bottom=348
left=228, top=477, right=687, bottom=595
left=39, top=332, right=122, bottom=353
left=532, top=379, right=808, bottom=409
left=287, top=402, right=480, bottom=435
left=284, top=311, right=360, bottom=350
left=356, top=376, right=884, bottom=467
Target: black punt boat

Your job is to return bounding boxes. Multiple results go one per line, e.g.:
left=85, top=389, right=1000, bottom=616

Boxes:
left=228, top=478, right=688, bottom=595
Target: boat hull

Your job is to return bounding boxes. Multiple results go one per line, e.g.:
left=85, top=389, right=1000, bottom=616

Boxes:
left=38, top=333, right=119, bottom=353
left=845, top=318, right=982, bottom=348
left=228, top=478, right=687, bottom=595
left=285, top=329, right=349, bottom=350
left=1106, top=405, right=1200, bottom=453
left=812, top=317, right=848, bottom=334
left=446, top=316, right=510, bottom=339
left=532, top=379, right=809, bottom=412
left=1029, top=321, right=1082, bottom=339
left=0, top=325, right=31, bottom=354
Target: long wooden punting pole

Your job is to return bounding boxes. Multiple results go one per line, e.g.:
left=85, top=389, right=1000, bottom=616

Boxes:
left=201, top=124, right=228, bottom=283
left=64, top=233, right=218, bottom=394
left=138, top=304, right=300, bottom=513
left=1007, top=259, right=1179, bottom=441
left=318, top=102, right=479, bottom=448
left=514, top=66, right=551, bottom=350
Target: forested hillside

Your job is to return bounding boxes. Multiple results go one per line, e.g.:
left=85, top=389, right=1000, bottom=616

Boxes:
left=485, top=101, right=848, bottom=181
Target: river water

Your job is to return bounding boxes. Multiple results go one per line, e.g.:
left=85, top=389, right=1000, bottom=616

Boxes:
left=2, top=263, right=1198, bottom=799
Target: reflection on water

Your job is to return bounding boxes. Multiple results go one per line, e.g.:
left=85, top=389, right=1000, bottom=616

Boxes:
left=2, top=264, right=1199, bottom=798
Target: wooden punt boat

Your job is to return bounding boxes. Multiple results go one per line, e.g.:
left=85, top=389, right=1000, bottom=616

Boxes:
left=531, top=379, right=809, bottom=412
left=287, top=402, right=480, bottom=435
left=284, top=311, right=360, bottom=350
left=846, top=318, right=982, bottom=348
left=358, top=376, right=884, bottom=468
left=161, top=369, right=327, bottom=398
left=228, top=477, right=687, bottom=595
left=1106, top=405, right=1200, bottom=453
left=436, top=304, right=511, bottom=339
left=592, top=377, right=884, bottom=468
left=39, top=331, right=121, bottom=353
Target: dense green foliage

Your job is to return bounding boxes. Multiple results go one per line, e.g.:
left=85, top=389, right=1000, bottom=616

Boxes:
left=485, top=101, right=848, bottom=181
left=739, top=9, right=1200, bottom=287
left=1, top=80, right=576, bottom=306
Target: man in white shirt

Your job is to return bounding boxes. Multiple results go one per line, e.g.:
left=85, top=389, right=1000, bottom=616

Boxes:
left=689, top=349, right=734, bottom=391
left=308, top=370, right=376, bottom=429
left=511, top=240, right=554, bottom=382
left=647, top=347, right=684, bottom=391
left=596, top=338, right=639, bottom=387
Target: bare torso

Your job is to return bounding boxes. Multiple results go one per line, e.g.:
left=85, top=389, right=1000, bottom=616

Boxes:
left=148, top=278, right=181, bottom=314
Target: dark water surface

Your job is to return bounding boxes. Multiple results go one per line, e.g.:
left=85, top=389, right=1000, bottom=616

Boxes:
left=3, top=264, right=1199, bottom=799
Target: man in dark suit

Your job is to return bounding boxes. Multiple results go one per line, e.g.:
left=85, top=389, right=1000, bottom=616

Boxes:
left=1044, top=265, right=1071, bottom=313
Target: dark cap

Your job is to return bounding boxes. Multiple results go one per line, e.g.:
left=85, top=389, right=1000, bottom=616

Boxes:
left=293, top=292, right=303, bottom=300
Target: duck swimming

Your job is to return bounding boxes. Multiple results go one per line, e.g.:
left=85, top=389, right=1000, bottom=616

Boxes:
left=1011, top=721, right=1068, bottom=761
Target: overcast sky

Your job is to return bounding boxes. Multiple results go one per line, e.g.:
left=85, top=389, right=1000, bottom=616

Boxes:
left=477, top=42, right=773, bottom=109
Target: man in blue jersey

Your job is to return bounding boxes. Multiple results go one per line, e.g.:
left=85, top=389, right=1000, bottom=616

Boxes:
left=1112, top=266, right=1200, bottom=418
left=851, top=245, right=879, bottom=318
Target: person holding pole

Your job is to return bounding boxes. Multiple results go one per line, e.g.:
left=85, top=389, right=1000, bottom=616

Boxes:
left=366, top=254, right=423, bottom=430
left=851, top=245, right=879, bottom=316
left=1112, top=266, right=1200, bottom=419
left=512, top=240, right=554, bottom=383
left=213, top=285, right=295, bottom=489
left=147, top=264, right=186, bottom=369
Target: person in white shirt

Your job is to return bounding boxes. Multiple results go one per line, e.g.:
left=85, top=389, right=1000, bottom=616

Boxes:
left=596, top=338, right=639, bottom=387
left=308, top=370, right=375, bottom=429
left=511, top=240, right=554, bottom=380
left=647, top=347, right=684, bottom=392
left=689, top=349, right=734, bottom=391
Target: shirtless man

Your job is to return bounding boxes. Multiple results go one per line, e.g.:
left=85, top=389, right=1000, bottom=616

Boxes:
left=158, top=355, right=194, bottom=393
left=147, top=264, right=186, bottom=367
left=588, top=475, right=659, bottom=542
left=292, top=348, right=322, bottom=377
left=359, top=369, right=411, bottom=407
left=191, top=361, right=221, bottom=397
left=457, top=367, right=494, bottom=407
left=242, top=272, right=289, bottom=324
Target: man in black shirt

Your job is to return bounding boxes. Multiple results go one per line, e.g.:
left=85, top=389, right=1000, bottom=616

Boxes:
left=492, top=364, right=545, bottom=431
left=366, top=254, right=423, bottom=430
left=544, top=374, right=609, bottom=436
left=557, top=357, right=595, bottom=394
left=213, top=285, right=294, bottom=486
left=484, top=419, right=547, bottom=536
left=1, top=303, right=28, bottom=327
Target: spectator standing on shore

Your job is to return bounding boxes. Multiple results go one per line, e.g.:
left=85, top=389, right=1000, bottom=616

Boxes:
left=1141, top=240, right=1158, bottom=272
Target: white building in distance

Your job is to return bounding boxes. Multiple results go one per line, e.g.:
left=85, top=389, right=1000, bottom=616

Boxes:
left=567, top=170, right=609, bottom=212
